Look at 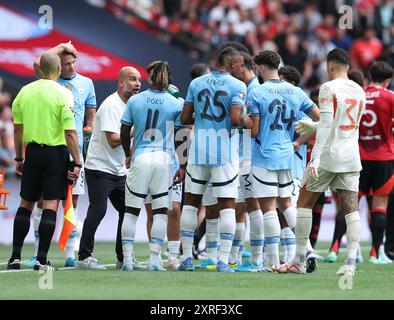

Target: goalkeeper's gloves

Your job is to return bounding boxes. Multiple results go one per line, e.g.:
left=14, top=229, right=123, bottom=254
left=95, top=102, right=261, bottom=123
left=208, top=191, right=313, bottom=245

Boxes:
left=295, top=120, right=318, bottom=136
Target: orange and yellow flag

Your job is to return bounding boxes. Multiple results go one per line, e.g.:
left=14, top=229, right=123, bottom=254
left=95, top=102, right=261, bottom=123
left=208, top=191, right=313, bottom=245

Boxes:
left=58, top=184, right=77, bottom=251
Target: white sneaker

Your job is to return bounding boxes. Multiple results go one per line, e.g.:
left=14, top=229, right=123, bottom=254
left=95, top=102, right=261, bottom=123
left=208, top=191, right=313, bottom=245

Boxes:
left=34, top=261, right=55, bottom=271
left=147, top=260, right=167, bottom=271
left=121, top=263, right=133, bottom=271
left=167, top=258, right=181, bottom=270
left=132, top=254, right=147, bottom=270
left=76, top=257, right=106, bottom=270
left=274, top=262, right=306, bottom=274
left=379, top=246, right=392, bottom=263
left=336, top=264, right=355, bottom=276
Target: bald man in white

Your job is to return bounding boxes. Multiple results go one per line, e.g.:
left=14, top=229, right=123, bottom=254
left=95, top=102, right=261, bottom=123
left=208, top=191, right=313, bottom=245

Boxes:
left=77, top=67, right=142, bottom=269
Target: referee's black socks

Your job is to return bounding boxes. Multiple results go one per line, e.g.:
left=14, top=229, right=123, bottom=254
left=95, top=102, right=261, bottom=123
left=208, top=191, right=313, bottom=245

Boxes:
left=37, top=209, right=57, bottom=265
left=11, top=207, right=32, bottom=261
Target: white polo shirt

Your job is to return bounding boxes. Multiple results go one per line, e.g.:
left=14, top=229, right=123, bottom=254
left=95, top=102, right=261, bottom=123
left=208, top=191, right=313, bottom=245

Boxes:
left=85, top=92, right=127, bottom=176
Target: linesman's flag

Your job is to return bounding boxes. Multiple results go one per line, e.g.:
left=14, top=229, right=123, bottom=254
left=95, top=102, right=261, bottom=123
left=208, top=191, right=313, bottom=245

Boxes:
left=58, top=184, right=77, bottom=251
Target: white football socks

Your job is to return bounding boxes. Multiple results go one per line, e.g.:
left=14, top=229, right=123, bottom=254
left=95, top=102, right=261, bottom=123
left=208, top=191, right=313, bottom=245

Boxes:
left=283, top=206, right=297, bottom=229
left=167, top=240, right=180, bottom=260
left=345, top=211, right=361, bottom=266
left=282, top=227, right=296, bottom=262
left=150, top=214, right=168, bottom=264
left=264, top=210, right=281, bottom=266
left=218, top=208, right=236, bottom=264
left=180, top=205, right=198, bottom=260
left=249, top=210, right=264, bottom=265
left=121, top=213, right=138, bottom=265
left=280, top=228, right=288, bottom=262
left=229, top=222, right=245, bottom=264
left=294, top=208, right=313, bottom=264
left=206, top=218, right=219, bottom=262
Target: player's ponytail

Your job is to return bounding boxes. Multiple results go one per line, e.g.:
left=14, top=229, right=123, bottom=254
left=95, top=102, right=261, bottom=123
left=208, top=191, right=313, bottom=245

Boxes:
left=152, top=61, right=172, bottom=91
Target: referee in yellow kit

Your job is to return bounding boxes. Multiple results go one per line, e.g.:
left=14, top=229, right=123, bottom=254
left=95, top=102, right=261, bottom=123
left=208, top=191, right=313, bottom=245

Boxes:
left=7, top=52, right=81, bottom=271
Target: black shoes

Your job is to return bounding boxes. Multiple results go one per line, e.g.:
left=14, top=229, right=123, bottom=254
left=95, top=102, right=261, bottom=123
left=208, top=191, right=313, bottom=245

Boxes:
left=6, top=259, right=21, bottom=270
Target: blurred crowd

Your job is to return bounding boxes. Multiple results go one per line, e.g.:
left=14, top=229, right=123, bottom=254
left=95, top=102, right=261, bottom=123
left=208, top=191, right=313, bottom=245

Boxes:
left=86, top=0, right=394, bottom=92
left=0, top=78, right=16, bottom=176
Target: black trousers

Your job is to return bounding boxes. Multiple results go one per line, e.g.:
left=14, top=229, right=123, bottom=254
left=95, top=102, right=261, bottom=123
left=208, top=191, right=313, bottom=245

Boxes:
left=385, top=190, right=394, bottom=254
left=78, top=169, right=126, bottom=261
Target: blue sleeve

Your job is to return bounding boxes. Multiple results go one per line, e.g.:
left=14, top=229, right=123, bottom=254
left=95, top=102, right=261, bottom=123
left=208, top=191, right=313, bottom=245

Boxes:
left=85, top=80, right=97, bottom=108
left=185, top=80, right=195, bottom=105
left=246, top=87, right=260, bottom=116
left=231, top=81, right=247, bottom=106
left=174, top=113, right=184, bottom=128
left=121, top=99, right=134, bottom=126
left=295, top=111, right=306, bottom=121
left=297, top=88, right=314, bottom=115
left=174, top=100, right=185, bottom=128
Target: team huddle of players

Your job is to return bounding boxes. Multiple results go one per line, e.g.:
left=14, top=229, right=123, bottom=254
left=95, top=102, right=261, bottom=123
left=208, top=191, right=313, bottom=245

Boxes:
left=117, top=42, right=394, bottom=277
left=14, top=40, right=393, bottom=276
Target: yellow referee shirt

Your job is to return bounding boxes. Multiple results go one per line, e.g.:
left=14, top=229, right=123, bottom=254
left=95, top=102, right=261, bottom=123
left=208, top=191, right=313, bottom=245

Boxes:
left=12, top=79, right=76, bottom=146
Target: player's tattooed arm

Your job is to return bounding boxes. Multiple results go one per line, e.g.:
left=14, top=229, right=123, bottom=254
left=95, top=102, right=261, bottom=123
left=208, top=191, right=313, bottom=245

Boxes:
left=337, top=189, right=359, bottom=214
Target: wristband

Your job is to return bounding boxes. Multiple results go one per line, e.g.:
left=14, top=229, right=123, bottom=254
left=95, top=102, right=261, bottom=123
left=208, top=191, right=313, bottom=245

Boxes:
left=74, top=163, right=82, bottom=168
left=14, top=157, right=24, bottom=162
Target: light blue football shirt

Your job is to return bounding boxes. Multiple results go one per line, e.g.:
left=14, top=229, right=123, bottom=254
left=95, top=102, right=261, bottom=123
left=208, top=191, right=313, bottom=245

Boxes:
left=57, top=73, right=96, bottom=151
left=247, top=79, right=314, bottom=170
left=239, top=76, right=260, bottom=163
left=121, top=89, right=183, bottom=161
left=185, top=71, right=247, bottom=166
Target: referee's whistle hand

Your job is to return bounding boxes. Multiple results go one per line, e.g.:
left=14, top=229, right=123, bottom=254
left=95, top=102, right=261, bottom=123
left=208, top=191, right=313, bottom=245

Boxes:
left=68, top=166, right=81, bottom=181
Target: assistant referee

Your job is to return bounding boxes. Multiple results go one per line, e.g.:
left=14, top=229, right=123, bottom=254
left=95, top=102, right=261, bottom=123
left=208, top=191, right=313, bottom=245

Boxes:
left=7, top=52, right=81, bottom=271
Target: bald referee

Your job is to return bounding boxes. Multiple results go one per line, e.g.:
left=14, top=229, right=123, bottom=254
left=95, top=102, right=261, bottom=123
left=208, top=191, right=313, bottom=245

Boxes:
left=7, top=52, right=81, bottom=271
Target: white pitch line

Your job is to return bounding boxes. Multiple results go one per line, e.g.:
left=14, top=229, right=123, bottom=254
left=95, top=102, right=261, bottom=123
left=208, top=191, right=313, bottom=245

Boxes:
left=0, top=260, right=27, bottom=266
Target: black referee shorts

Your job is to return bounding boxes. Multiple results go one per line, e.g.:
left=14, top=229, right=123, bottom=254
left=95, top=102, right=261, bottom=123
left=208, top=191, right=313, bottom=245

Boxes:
left=20, top=143, right=69, bottom=202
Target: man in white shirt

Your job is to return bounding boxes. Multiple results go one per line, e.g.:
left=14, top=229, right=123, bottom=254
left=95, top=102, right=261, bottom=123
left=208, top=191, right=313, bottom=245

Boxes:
left=276, top=48, right=366, bottom=276
left=77, top=67, right=141, bottom=269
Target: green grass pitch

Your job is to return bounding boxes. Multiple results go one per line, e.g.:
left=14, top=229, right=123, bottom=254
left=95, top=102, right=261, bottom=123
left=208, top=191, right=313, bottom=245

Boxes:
left=1, top=242, right=394, bottom=300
